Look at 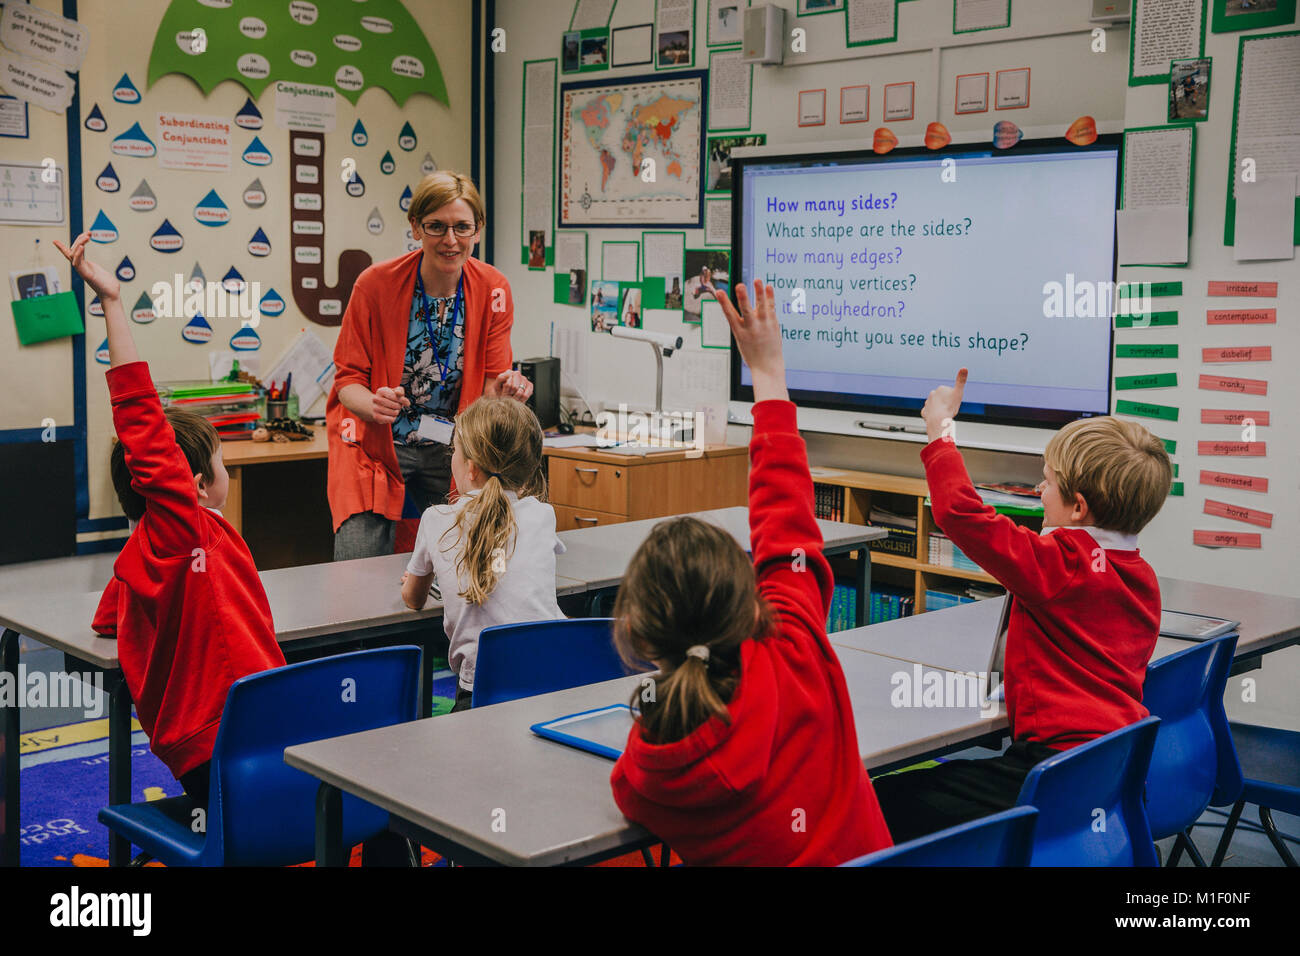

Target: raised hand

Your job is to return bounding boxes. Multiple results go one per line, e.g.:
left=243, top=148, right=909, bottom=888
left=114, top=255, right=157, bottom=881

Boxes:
left=922, top=368, right=967, bottom=442
left=712, top=279, right=787, bottom=402
left=53, top=233, right=120, bottom=302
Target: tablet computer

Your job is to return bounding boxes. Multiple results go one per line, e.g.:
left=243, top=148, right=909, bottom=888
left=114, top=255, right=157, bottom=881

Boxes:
left=531, top=704, right=635, bottom=760
left=985, top=595, right=1011, bottom=703
left=1159, top=610, right=1239, bottom=642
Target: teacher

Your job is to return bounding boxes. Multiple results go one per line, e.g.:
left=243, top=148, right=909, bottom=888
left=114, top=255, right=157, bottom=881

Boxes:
left=327, top=171, right=533, bottom=560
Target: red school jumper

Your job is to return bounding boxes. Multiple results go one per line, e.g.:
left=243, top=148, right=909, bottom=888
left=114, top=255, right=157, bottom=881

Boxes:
left=922, top=438, right=1159, bottom=749
left=92, top=361, right=285, bottom=779
left=610, top=400, right=893, bottom=865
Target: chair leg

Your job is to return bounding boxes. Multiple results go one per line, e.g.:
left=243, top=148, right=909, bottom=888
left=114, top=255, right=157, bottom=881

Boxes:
left=405, top=838, right=420, bottom=867
left=129, top=851, right=154, bottom=867
left=1165, top=834, right=1183, bottom=867
left=658, top=842, right=670, bottom=866
left=1258, top=807, right=1298, bottom=868
left=1211, top=798, right=1246, bottom=867
left=640, top=848, right=656, bottom=867
left=1179, top=830, right=1208, bottom=867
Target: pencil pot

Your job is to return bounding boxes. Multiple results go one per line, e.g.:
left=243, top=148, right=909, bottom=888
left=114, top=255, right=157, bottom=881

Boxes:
left=266, top=398, right=289, bottom=421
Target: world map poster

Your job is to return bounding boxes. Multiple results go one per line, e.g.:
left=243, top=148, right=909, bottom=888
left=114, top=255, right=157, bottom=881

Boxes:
left=559, top=71, right=706, bottom=227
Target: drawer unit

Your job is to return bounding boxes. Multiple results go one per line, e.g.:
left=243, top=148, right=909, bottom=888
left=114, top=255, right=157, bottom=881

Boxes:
left=553, top=504, right=628, bottom=532
left=548, top=458, right=629, bottom=514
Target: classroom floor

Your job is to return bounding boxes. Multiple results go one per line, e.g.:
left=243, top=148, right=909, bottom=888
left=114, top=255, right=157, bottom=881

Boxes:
left=15, top=642, right=1300, bottom=867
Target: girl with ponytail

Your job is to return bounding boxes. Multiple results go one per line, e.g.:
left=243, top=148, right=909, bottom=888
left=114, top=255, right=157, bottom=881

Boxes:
left=609, top=280, right=894, bottom=865
left=401, top=397, right=565, bottom=711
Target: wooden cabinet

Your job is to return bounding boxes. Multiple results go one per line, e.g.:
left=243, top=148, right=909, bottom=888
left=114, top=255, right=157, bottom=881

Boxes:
left=544, top=444, right=748, bottom=531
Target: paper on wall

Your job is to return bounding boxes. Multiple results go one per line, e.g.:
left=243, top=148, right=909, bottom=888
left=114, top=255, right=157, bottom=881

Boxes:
left=1117, top=207, right=1188, bottom=265
left=0, top=4, right=89, bottom=72
left=1234, top=175, right=1296, bottom=262
left=0, top=51, right=75, bottom=112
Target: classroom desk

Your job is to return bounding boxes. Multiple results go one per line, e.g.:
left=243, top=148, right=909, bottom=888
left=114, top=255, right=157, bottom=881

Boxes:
left=555, top=506, right=887, bottom=623
left=287, top=648, right=1004, bottom=867
left=0, top=554, right=585, bottom=867
left=830, top=576, right=1300, bottom=676
left=220, top=430, right=332, bottom=569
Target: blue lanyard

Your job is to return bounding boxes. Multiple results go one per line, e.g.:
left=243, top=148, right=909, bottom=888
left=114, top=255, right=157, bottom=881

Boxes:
left=414, top=255, right=464, bottom=382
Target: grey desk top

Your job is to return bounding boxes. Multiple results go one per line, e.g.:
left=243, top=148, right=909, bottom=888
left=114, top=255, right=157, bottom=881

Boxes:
left=556, top=506, right=886, bottom=590
left=831, top=575, right=1300, bottom=675
left=284, top=647, right=1001, bottom=866
left=0, top=552, right=117, bottom=597
left=0, top=552, right=585, bottom=670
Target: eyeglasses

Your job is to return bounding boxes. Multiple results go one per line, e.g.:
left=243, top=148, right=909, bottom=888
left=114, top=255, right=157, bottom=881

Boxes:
left=417, top=220, right=477, bottom=238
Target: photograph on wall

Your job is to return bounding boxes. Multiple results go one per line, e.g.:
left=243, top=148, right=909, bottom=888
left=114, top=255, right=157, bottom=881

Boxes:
left=619, top=285, right=644, bottom=328
left=1169, top=57, right=1211, bottom=122
left=657, top=29, right=693, bottom=67
left=708, top=0, right=745, bottom=45
left=559, top=71, right=706, bottom=227
left=683, top=248, right=730, bottom=322
left=706, top=133, right=765, bottom=193
left=591, top=280, right=621, bottom=331
left=569, top=268, right=588, bottom=305
left=563, top=32, right=581, bottom=72
left=1211, top=0, right=1295, bottom=33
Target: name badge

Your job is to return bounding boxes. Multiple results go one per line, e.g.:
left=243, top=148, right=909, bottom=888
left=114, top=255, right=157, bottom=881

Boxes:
left=416, top=415, right=455, bottom=446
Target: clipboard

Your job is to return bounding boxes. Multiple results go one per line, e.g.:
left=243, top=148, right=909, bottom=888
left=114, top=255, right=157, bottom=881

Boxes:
left=530, top=704, right=634, bottom=760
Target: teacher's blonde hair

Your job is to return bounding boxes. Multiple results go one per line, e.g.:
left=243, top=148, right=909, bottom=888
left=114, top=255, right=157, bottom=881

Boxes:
left=408, top=171, right=485, bottom=229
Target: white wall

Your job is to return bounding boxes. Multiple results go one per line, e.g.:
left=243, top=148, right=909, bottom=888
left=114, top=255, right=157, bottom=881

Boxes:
left=492, top=0, right=1297, bottom=597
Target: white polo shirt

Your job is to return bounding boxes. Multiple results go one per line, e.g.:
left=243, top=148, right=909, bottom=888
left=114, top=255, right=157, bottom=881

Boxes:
left=407, top=490, right=567, bottom=691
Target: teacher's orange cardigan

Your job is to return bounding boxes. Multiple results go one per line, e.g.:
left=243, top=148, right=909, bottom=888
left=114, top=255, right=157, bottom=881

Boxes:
left=326, top=250, right=515, bottom=532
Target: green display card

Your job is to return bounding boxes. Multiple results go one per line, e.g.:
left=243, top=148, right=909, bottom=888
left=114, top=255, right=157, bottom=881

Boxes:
left=1115, top=311, right=1178, bottom=328
left=1116, top=343, right=1179, bottom=359
left=1116, top=372, right=1178, bottom=390
left=1169, top=482, right=1184, bottom=497
left=1118, top=281, right=1182, bottom=298
left=11, top=292, right=84, bottom=345
left=1116, top=399, right=1179, bottom=421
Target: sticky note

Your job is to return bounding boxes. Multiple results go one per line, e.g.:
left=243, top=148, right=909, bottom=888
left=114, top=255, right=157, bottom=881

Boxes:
left=1116, top=343, right=1178, bottom=359
left=1115, top=373, right=1177, bottom=390
left=1115, top=311, right=1178, bottom=329
left=1204, top=499, right=1272, bottom=528
left=1169, top=482, right=1184, bottom=497
left=1193, top=530, right=1262, bottom=549
left=1197, top=441, right=1265, bottom=456
left=1207, top=309, right=1275, bottom=325
left=1206, top=281, right=1277, bottom=297
left=1116, top=399, right=1178, bottom=421
left=1200, top=470, right=1268, bottom=493
left=1201, top=346, right=1271, bottom=363
left=1198, top=375, right=1267, bottom=396
left=1200, top=409, right=1269, bottom=426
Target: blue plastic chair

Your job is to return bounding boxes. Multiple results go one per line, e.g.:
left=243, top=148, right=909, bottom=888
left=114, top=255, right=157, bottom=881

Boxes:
left=471, top=617, right=633, bottom=708
left=99, top=646, right=422, bottom=866
left=1142, top=633, right=1242, bottom=866
left=1015, top=716, right=1161, bottom=866
left=841, top=806, right=1038, bottom=866
left=1212, top=723, right=1300, bottom=867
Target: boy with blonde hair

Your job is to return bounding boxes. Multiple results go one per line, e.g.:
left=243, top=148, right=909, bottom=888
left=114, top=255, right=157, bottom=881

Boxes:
left=873, top=369, right=1173, bottom=842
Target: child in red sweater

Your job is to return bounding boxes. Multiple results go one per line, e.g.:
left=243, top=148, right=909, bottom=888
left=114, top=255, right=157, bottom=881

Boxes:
left=872, top=369, right=1173, bottom=843
left=608, top=279, right=893, bottom=865
left=57, top=234, right=285, bottom=809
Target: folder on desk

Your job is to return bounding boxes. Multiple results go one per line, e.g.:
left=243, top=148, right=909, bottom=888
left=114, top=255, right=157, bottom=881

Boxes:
left=531, top=704, right=635, bottom=760
left=1159, top=611, right=1238, bottom=642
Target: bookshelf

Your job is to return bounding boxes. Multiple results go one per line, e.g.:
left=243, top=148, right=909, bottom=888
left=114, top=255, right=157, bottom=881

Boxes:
left=811, top=466, right=1043, bottom=617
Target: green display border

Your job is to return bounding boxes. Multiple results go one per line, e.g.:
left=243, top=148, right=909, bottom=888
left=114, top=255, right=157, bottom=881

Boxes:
left=953, top=0, right=1011, bottom=35
left=1222, top=30, right=1300, bottom=246
left=706, top=46, right=753, bottom=131
left=1120, top=124, right=1196, bottom=269
left=1211, top=0, right=1296, bottom=32
left=602, top=240, right=642, bottom=281
left=641, top=230, right=687, bottom=312
left=1168, top=56, right=1211, bottom=125
left=655, top=0, right=698, bottom=70
left=846, top=0, right=898, bottom=47
left=520, top=58, right=558, bottom=267
left=553, top=230, right=589, bottom=306
left=1129, top=0, right=1207, bottom=87
left=797, top=0, right=844, bottom=15
left=706, top=0, right=749, bottom=46
left=564, top=28, right=613, bottom=74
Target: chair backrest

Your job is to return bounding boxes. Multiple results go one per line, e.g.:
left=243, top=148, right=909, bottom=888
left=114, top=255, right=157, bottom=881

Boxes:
left=472, top=618, right=630, bottom=708
left=203, top=646, right=422, bottom=866
left=1015, top=716, right=1161, bottom=866
left=1143, top=632, right=1242, bottom=839
left=841, top=806, right=1038, bottom=867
